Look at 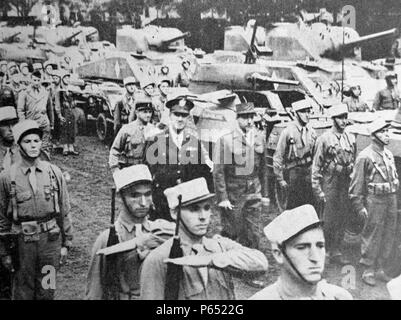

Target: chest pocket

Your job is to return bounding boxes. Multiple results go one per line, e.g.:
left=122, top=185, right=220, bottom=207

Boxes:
left=16, top=191, right=32, bottom=203
left=126, top=135, right=145, bottom=159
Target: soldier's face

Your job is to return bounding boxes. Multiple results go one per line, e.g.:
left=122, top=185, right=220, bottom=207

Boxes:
left=144, top=85, right=155, bottom=97
left=0, top=121, right=16, bottom=143
left=237, top=114, right=255, bottom=133
left=21, top=67, right=30, bottom=75
left=170, top=111, right=189, bottom=131
left=374, top=128, right=390, bottom=145
left=31, top=75, right=41, bottom=89
left=126, top=83, right=136, bottom=95
left=296, top=108, right=311, bottom=125
left=333, top=114, right=348, bottom=131
left=121, top=183, right=153, bottom=218
left=280, top=228, right=326, bottom=284
left=159, top=82, right=170, bottom=96
left=136, top=109, right=153, bottom=123
left=20, top=133, right=42, bottom=158
left=179, top=199, right=212, bottom=237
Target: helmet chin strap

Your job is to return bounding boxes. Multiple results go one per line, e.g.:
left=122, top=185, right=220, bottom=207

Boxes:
left=18, top=143, right=39, bottom=161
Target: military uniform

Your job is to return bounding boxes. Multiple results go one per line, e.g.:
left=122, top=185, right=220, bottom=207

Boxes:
left=213, top=126, right=268, bottom=249
left=109, top=119, right=154, bottom=171
left=0, top=158, right=73, bottom=300
left=344, top=96, right=369, bottom=112
left=140, top=234, right=268, bottom=300
left=312, top=127, right=356, bottom=253
left=349, top=143, right=399, bottom=270
left=54, top=89, right=76, bottom=146
left=372, top=88, right=400, bottom=110
left=113, top=93, right=136, bottom=135
left=0, top=144, right=19, bottom=174
left=249, top=279, right=352, bottom=300
left=86, top=217, right=173, bottom=300
left=145, top=126, right=211, bottom=221
left=17, top=86, right=53, bottom=155
left=273, top=121, right=317, bottom=209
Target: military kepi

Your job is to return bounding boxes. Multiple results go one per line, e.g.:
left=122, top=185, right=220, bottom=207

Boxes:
left=166, top=97, right=194, bottom=114
left=236, top=102, right=256, bottom=115
left=292, top=99, right=312, bottom=112
left=113, top=164, right=152, bottom=191
left=164, top=178, right=215, bottom=209
left=369, top=117, right=390, bottom=135
left=264, top=204, right=322, bottom=245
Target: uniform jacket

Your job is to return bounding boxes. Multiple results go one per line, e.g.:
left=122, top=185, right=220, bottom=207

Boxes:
left=86, top=217, right=174, bottom=300
left=213, top=126, right=268, bottom=203
left=373, top=87, right=400, bottom=110
left=273, top=121, right=317, bottom=182
left=17, top=86, right=53, bottom=129
left=140, top=234, right=268, bottom=300
left=109, top=120, right=155, bottom=170
left=312, top=128, right=356, bottom=197
left=0, top=158, right=73, bottom=255
left=113, top=93, right=136, bottom=133
left=249, top=279, right=353, bottom=300
left=0, top=143, right=20, bottom=173
left=144, top=126, right=211, bottom=191
left=349, top=143, right=399, bottom=213
left=344, top=96, right=369, bottom=112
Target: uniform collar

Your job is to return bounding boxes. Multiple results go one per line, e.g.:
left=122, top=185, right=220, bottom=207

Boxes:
left=118, top=214, right=150, bottom=233
left=20, top=158, right=46, bottom=175
left=180, top=236, right=219, bottom=254
left=294, top=120, right=308, bottom=132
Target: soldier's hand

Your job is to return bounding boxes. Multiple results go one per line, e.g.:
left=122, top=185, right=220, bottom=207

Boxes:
left=137, top=233, right=165, bottom=250
left=205, top=158, right=214, bottom=173
left=218, top=200, right=233, bottom=210
left=59, top=116, right=66, bottom=123
left=1, top=255, right=14, bottom=272
left=60, top=247, right=68, bottom=265
left=279, top=180, right=288, bottom=190
left=358, top=208, right=368, bottom=221
left=317, top=192, right=326, bottom=204
left=164, top=255, right=213, bottom=268
left=261, top=197, right=270, bottom=207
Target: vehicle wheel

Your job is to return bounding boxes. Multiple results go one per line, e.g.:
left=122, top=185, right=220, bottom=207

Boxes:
left=96, top=112, right=108, bottom=141
left=274, top=180, right=288, bottom=213
left=73, top=107, right=86, bottom=136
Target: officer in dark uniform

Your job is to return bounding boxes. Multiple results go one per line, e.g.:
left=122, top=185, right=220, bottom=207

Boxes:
left=144, top=96, right=212, bottom=221
left=373, top=72, right=400, bottom=111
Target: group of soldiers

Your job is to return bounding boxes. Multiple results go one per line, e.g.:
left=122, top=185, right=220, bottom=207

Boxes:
left=1, top=56, right=401, bottom=299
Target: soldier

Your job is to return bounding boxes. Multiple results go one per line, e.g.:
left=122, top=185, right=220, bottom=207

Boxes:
left=0, top=120, right=73, bottom=300
left=372, top=72, right=400, bottom=110
left=9, top=74, right=25, bottom=103
left=113, top=76, right=138, bottom=136
left=273, top=99, right=317, bottom=210
left=144, top=96, right=212, bottom=221
left=0, top=71, right=6, bottom=90
left=250, top=204, right=352, bottom=300
left=140, top=177, right=269, bottom=300
left=154, top=78, right=172, bottom=125
left=86, top=165, right=174, bottom=300
left=17, top=70, right=53, bottom=160
left=213, top=102, right=269, bottom=288
left=19, top=63, right=30, bottom=78
left=312, top=104, right=355, bottom=264
left=109, top=98, right=155, bottom=173
left=0, top=107, right=19, bottom=299
left=349, top=118, right=399, bottom=286
left=343, top=81, right=369, bottom=112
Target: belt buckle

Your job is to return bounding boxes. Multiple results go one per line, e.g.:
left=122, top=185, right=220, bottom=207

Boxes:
left=21, top=221, right=40, bottom=242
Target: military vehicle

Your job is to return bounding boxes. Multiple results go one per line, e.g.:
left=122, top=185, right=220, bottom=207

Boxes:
left=223, top=11, right=398, bottom=107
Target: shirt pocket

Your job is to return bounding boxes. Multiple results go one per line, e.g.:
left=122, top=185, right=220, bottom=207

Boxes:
left=16, top=191, right=32, bottom=203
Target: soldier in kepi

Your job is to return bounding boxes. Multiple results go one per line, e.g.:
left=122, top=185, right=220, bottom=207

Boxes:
left=140, top=178, right=268, bottom=300
left=273, top=99, right=317, bottom=210
left=373, top=72, right=400, bottom=110
left=343, top=81, right=369, bottom=112
left=17, top=70, right=54, bottom=160
left=109, top=97, right=155, bottom=174
left=86, top=165, right=174, bottom=300
left=144, top=96, right=213, bottom=221
left=213, top=102, right=269, bottom=288
left=312, top=103, right=356, bottom=265
left=349, top=118, right=399, bottom=286
left=113, top=76, right=138, bottom=137
left=249, top=204, right=353, bottom=300
left=0, top=120, right=73, bottom=300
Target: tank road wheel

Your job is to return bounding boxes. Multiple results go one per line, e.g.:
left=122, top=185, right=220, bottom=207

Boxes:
left=96, top=112, right=108, bottom=142
left=274, top=180, right=288, bottom=213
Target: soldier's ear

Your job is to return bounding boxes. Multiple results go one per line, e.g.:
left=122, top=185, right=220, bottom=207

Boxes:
left=170, top=208, right=177, bottom=221
left=271, top=245, right=284, bottom=265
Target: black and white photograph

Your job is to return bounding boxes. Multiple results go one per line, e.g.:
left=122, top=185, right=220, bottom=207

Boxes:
left=1, top=0, right=401, bottom=303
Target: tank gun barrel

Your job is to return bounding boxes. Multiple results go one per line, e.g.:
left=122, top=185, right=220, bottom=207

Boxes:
left=341, top=28, right=397, bottom=51
left=247, top=73, right=300, bottom=86
left=85, top=30, right=97, bottom=41
left=159, top=32, right=190, bottom=49
left=57, top=30, right=83, bottom=46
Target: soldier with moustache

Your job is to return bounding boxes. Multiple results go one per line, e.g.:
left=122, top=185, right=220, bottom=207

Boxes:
left=144, top=96, right=213, bottom=221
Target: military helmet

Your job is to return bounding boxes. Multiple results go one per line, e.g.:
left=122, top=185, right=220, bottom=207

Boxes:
left=369, top=118, right=390, bottom=135
left=330, top=103, right=348, bottom=118
left=123, top=76, right=137, bottom=86
left=13, top=120, right=43, bottom=144
left=0, top=107, right=18, bottom=124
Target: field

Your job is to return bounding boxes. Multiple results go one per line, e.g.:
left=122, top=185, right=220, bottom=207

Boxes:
left=53, top=135, right=390, bottom=300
